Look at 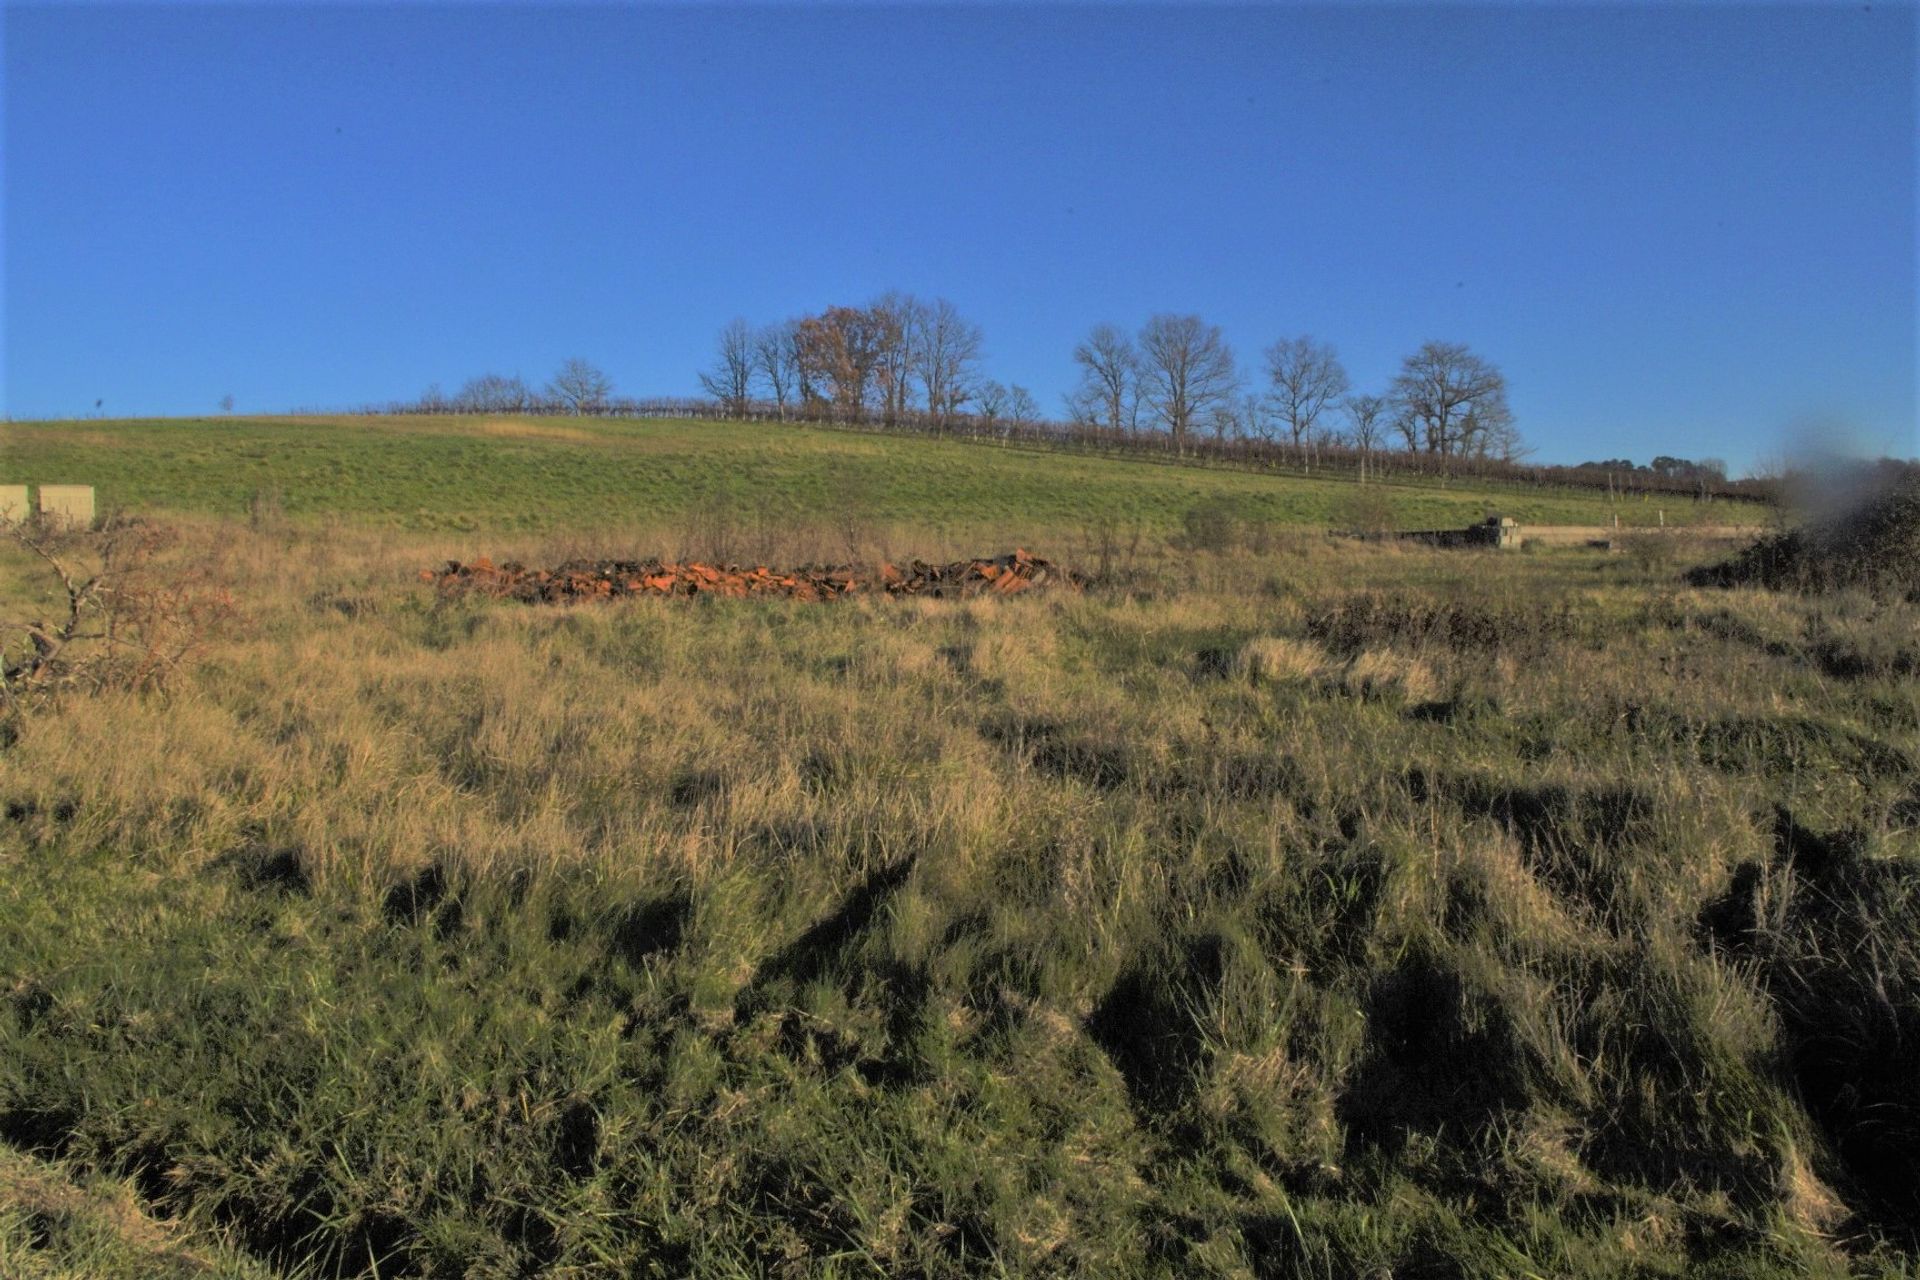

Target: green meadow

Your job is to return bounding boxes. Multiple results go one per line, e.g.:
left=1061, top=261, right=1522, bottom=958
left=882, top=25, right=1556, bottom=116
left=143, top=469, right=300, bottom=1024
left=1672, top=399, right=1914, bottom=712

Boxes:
left=2, top=415, right=1755, bottom=535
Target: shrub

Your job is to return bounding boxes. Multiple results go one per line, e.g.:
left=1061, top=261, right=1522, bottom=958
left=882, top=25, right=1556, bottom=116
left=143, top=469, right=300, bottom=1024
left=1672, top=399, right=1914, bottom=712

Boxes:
left=1619, top=530, right=1677, bottom=576
left=1690, top=472, right=1920, bottom=598
left=0, top=517, right=234, bottom=705
left=1178, top=497, right=1241, bottom=552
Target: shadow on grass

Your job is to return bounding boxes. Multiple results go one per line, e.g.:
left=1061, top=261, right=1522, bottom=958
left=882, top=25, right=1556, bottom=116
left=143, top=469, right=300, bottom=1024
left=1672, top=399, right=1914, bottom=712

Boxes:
left=1699, top=807, right=1920, bottom=1243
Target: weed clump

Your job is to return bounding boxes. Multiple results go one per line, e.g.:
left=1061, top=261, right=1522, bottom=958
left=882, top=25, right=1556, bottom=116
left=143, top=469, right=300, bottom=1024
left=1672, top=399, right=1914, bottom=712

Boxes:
left=1233, top=636, right=1327, bottom=685
left=1341, top=649, right=1439, bottom=703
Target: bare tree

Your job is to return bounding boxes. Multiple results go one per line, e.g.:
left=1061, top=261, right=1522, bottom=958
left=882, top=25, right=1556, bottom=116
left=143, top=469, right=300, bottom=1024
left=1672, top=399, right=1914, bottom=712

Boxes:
left=870, top=292, right=918, bottom=424
left=1393, top=406, right=1422, bottom=453
left=1004, top=385, right=1041, bottom=430
left=547, top=358, right=613, bottom=416
left=698, top=319, right=755, bottom=417
left=910, top=298, right=984, bottom=426
left=753, top=321, right=800, bottom=420
left=1238, top=392, right=1268, bottom=442
left=1465, top=402, right=1526, bottom=463
left=1137, top=313, right=1238, bottom=447
left=1069, top=324, right=1139, bottom=435
left=1264, top=336, right=1349, bottom=452
left=1206, top=402, right=1241, bottom=443
left=1389, top=341, right=1512, bottom=458
left=218, top=393, right=234, bottom=414
left=1342, top=393, right=1390, bottom=482
left=454, top=373, right=530, bottom=413
left=975, top=380, right=1011, bottom=423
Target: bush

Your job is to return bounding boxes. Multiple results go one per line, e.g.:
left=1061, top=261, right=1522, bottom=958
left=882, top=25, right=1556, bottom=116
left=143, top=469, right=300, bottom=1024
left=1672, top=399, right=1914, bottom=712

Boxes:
left=0, top=517, right=234, bottom=705
left=1178, top=497, right=1241, bottom=552
left=1619, top=530, right=1677, bottom=576
left=1690, top=472, right=1920, bottom=598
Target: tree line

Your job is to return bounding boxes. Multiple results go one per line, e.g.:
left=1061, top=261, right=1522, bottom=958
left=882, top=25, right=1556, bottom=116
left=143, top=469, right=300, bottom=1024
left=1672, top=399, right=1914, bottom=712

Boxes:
left=694, top=296, right=1523, bottom=475
left=404, top=359, right=620, bottom=416
left=364, top=297, right=1769, bottom=502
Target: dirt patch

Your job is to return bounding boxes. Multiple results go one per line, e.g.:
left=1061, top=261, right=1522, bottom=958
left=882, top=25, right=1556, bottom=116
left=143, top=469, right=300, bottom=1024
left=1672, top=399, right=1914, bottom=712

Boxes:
left=423, top=549, right=1072, bottom=603
left=471, top=419, right=600, bottom=444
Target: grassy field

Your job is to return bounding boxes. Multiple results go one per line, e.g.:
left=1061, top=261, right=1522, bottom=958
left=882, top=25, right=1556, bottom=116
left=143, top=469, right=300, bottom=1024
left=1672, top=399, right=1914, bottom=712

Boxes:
left=0, top=414, right=1761, bottom=536
left=3, top=421, right=1913, bottom=1278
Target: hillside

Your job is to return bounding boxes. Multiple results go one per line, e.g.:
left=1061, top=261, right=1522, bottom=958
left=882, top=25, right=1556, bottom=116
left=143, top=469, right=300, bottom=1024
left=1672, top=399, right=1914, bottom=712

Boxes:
left=0, top=415, right=1761, bottom=535
left=11, top=414, right=1907, bottom=1280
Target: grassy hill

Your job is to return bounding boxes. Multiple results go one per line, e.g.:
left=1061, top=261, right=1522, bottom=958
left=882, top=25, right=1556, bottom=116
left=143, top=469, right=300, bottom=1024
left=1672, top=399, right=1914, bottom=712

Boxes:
left=7, top=419, right=1910, bottom=1279
left=1, top=415, right=1759, bottom=535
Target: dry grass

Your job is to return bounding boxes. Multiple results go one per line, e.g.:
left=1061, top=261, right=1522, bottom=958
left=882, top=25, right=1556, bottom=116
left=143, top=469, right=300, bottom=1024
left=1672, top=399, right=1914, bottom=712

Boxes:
left=1, top=517, right=1916, bottom=1277
left=1234, top=636, right=1328, bottom=685
left=1339, top=647, right=1440, bottom=703
left=0, top=1146, right=276, bottom=1278
left=470, top=418, right=603, bottom=444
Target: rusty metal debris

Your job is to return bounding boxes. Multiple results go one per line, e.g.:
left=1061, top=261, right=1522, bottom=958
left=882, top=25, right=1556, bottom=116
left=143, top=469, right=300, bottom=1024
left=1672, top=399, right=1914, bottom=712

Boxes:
left=422, top=549, right=1070, bottom=603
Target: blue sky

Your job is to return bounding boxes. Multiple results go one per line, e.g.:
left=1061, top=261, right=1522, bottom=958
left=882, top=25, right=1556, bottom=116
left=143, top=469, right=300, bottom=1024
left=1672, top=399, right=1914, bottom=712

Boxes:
left=4, top=2, right=1914, bottom=468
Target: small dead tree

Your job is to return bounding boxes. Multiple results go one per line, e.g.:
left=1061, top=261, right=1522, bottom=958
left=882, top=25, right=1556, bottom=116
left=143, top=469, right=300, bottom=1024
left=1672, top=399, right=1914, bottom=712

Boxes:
left=698, top=319, right=756, bottom=417
left=1, top=517, right=234, bottom=704
left=1343, top=393, right=1390, bottom=482
left=753, top=320, right=800, bottom=420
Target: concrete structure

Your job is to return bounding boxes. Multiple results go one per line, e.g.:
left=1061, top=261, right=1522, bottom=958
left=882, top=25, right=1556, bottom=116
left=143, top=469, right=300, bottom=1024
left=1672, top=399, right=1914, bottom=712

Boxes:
left=38, top=485, right=96, bottom=527
left=1394, top=515, right=1523, bottom=550
left=0, top=486, right=26, bottom=524
left=1481, top=515, right=1520, bottom=548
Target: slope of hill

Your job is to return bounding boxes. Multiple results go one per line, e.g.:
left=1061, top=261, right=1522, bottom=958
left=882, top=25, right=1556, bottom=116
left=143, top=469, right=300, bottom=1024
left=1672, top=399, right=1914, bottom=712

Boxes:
left=1, top=415, right=1761, bottom=535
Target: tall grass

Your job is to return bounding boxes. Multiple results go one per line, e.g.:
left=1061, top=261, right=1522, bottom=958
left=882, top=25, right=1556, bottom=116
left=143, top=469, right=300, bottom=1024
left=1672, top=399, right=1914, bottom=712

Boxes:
left=1, top=519, right=1914, bottom=1277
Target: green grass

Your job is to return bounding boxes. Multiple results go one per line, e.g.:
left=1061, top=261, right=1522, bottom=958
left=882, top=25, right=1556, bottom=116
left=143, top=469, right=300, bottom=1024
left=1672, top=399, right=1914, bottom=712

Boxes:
left=3, top=517, right=1916, bottom=1277
left=0, top=415, right=1760, bottom=535
left=0, top=1145, right=284, bottom=1278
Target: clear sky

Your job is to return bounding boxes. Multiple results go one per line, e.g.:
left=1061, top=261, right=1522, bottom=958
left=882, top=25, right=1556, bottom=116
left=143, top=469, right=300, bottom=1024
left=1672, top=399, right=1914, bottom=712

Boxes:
left=4, top=2, right=1914, bottom=468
